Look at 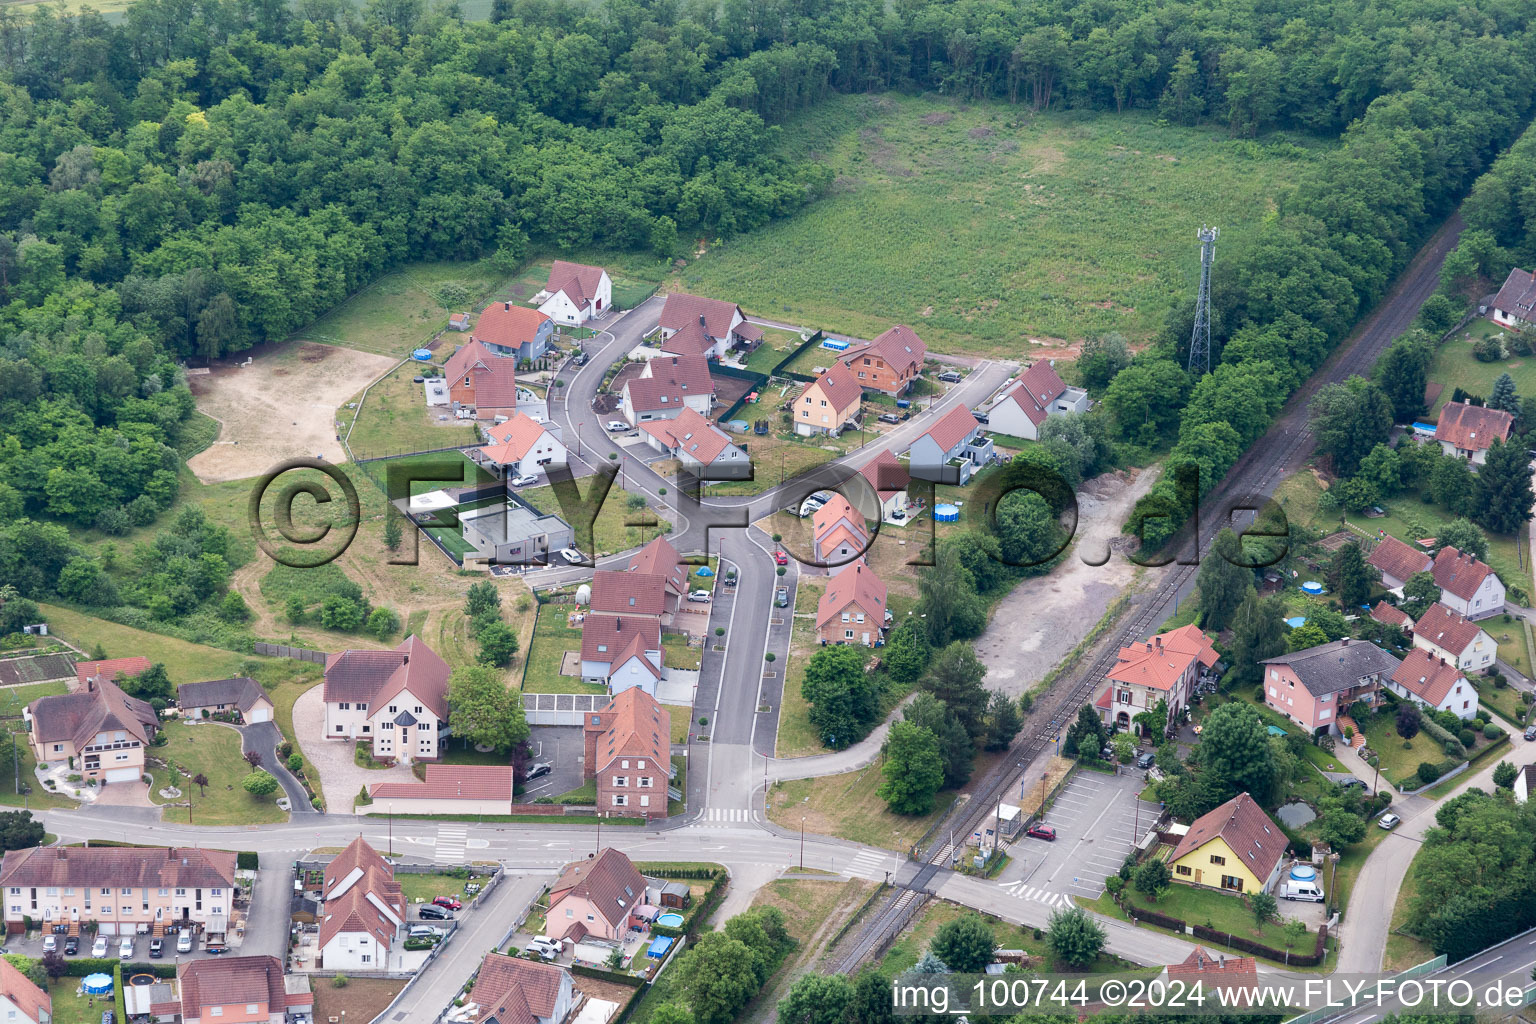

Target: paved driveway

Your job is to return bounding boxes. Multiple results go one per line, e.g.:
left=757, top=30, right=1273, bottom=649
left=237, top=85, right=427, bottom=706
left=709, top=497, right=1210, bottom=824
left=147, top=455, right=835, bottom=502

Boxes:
left=242, top=721, right=316, bottom=815
left=521, top=726, right=583, bottom=800
left=292, top=686, right=416, bottom=814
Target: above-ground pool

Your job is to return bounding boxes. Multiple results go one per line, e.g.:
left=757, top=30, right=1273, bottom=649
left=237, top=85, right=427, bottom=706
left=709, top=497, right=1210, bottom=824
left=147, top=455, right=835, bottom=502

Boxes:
left=1285, top=616, right=1307, bottom=629
left=411, top=348, right=433, bottom=361
left=934, top=503, right=960, bottom=522
left=1300, top=581, right=1325, bottom=595
left=656, top=912, right=684, bottom=928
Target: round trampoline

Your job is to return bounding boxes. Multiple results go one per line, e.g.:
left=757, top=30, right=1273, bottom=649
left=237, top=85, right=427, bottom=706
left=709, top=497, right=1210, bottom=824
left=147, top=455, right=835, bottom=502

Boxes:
left=934, top=503, right=960, bottom=522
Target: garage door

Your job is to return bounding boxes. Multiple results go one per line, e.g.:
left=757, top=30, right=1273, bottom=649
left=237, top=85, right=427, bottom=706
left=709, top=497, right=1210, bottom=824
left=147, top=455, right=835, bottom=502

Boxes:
left=105, top=767, right=139, bottom=783
left=248, top=707, right=271, bottom=723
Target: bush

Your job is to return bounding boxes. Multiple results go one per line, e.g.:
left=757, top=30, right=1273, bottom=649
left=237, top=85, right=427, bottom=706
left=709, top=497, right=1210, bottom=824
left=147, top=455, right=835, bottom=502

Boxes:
left=1458, top=729, right=1475, bottom=747
left=1417, top=762, right=1441, bottom=784
left=1484, top=722, right=1502, bottom=739
left=236, top=851, right=259, bottom=870
left=333, top=974, right=349, bottom=988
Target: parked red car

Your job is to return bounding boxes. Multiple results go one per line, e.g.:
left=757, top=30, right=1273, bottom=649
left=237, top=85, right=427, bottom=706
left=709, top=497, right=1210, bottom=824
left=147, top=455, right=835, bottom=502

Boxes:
left=1025, top=824, right=1057, bottom=841
left=773, top=550, right=788, bottom=566
left=432, top=896, right=463, bottom=911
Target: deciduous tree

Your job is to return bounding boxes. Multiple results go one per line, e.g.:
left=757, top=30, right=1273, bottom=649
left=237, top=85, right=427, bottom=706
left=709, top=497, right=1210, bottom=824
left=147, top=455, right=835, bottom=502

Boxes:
left=878, top=721, right=945, bottom=815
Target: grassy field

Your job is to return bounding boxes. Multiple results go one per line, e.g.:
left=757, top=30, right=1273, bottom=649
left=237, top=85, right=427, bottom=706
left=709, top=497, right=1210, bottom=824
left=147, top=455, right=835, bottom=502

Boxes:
left=1428, top=319, right=1536, bottom=414
left=1360, top=712, right=1463, bottom=787
left=154, top=720, right=287, bottom=825
left=344, top=359, right=480, bottom=458
left=519, top=481, right=671, bottom=558
left=522, top=604, right=604, bottom=694
left=299, top=260, right=509, bottom=357
left=1383, top=851, right=1436, bottom=971
left=1086, top=882, right=1316, bottom=953
left=38, top=603, right=250, bottom=683
left=703, top=435, right=841, bottom=497
left=777, top=579, right=826, bottom=758
left=396, top=871, right=481, bottom=906
left=661, top=633, right=700, bottom=671
left=0, top=722, right=78, bottom=811
left=1477, top=676, right=1531, bottom=725
left=674, top=96, right=1325, bottom=356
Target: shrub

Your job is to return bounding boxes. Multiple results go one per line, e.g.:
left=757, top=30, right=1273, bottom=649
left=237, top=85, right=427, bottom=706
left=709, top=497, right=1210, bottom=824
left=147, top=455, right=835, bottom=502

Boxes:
left=1417, top=762, right=1441, bottom=784
left=236, top=852, right=259, bottom=870
left=333, top=974, right=349, bottom=988
left=1458, top=729, right=1475, bottom=747
left=1484, top=722, right=1501, bottom=740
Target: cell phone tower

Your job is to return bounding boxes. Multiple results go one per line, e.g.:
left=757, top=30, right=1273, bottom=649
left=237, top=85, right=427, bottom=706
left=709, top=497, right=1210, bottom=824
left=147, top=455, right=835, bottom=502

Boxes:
left=1187, top=225, right=1218, bottom=375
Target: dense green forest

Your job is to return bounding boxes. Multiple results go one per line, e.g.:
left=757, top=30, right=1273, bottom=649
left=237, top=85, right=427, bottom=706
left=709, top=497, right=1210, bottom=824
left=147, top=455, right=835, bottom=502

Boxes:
left=1, top=0, right=1534, bottom=607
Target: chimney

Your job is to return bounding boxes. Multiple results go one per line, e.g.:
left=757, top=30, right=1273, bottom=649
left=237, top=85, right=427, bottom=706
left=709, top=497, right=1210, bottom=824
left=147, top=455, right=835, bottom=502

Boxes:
left=1154, top=636, right=1162, bottom=653
left=698, top=314, right=706, bottom=327
left=1341, top=637, right=1350, bottom=647
left=504, top=301, right=511, bottom=311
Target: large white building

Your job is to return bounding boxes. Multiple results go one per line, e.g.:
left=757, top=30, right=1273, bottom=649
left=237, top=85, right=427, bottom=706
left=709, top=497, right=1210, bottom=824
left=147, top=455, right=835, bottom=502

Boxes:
left=322, top=636, right=451, bottom=764
left=538, top=261, right=612, bottom=326
left=318, top=838, right=404, bottom=971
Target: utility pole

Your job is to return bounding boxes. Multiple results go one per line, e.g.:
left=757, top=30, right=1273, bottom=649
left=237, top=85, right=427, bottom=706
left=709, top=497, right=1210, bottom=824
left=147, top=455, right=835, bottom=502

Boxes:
left=1187, top=226, right=1218, bottom=375
left=799, top=817, right=805, bottom=871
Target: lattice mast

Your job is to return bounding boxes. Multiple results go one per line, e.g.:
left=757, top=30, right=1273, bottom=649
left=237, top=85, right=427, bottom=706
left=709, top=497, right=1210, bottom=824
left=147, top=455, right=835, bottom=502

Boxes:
left=1187, top=225, right=1218, bottom=375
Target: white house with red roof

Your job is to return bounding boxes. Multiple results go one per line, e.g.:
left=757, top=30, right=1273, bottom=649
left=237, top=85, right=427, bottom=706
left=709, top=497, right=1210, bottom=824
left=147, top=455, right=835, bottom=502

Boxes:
left=73, top=655, right=151, bottom=692
left=466, top=951, right=575, bottom=1024
left=637, top=407, right=748, bottom=477
left=0, top=956, right=49, bottom=1024
left=1389, top=647, right=1477, bottom=720
left=857, top=449, right=910, bottom=522
left=1369, top=600, right=1415, bottom=631
left=583, top=689, right=672, bottom=819
left=812, top=494, right=869, bottom=574
left=839, top=325, right=927, bottom=395
left=1366, top=535, right=1433, bottom=590
left=1094, top=624, right=1218, bottom=737
left=367, top=764, right=517, bottom=816
left=1431, top=545, right=1505, bottom=620
left=816, top=560, right=888, bottom=646
left=322, top=636, right=451, bottom=763
left=1491, top=267, right=1536, bottom=328
left=579, top=614, right=662, bottom=695
left=620, top=354, right=714, bottom=426
left=538, top=261, right=611, bottom=326
left=1411, top=602, right=1495, bottom=671
left=795, top=362, right=862, bottom=437
left=629, top=536, right=687, bottom=618
left=1162, top=947, right=1258, bottom=1007
left=318, top=837, right=404, bottom=971
left=1435, top=401, right=1514, bottom=465
left=472, top=412, right=567, bottom=481
left=986, top=360, right=1089, bottom=440
left=906, top=403, right=986, bottom=484
left=657, top=293, right=761, bottom=360
left=445, top=339, right=519, bottom=419
left=471, top=301, right=555, bottom=364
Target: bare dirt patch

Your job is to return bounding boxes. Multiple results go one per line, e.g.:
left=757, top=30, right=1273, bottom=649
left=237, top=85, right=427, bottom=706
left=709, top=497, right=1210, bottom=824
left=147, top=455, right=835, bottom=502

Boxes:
left=921, top=111, right=955, bottom=125
left=973, top=467, right=1159, bottom=697
left=187, top=342, right=395, bottom=483
left=968, top=125, right=994, bottom=139
left=313, top=977, right=401, bottom=1023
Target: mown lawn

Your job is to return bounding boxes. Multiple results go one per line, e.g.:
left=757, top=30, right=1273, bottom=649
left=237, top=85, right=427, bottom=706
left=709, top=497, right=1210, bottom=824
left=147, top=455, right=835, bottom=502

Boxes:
left=397, top=871, right=482, bottom=906
left=154, top=720, right=287, bottom=826
left=776, top=579, right=826, bottom=758
left=706, top=435, right=839, bottom=496
left=345, top=359, right=480, bottom=459
left=1427, top=319, right=1536, bottom=414
left=1087, top=882, right=1316, bottom=951
left=661, top=633, right=699, bottom=671
left=1476, top=676, right=1530, bottom=725
left=519, top=482, right=670, bottom=558
left=521, top=604, right=604, bottom=694
left=675, top=96, right=1325, bottom=356
left=297, top=260, right=510, bottom=358
left=1360, top=712, right=1462, bottom=788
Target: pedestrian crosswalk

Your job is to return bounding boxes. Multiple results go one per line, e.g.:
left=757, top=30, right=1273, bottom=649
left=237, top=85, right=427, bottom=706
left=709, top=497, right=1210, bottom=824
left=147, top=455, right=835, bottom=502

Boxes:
left=699, top=808, right=752, bottom=826
left=434, top=826, right=468, bottom=863
left=999, top=878, right=1072, bottom=909
left=844, top=849, right=890, bottom=881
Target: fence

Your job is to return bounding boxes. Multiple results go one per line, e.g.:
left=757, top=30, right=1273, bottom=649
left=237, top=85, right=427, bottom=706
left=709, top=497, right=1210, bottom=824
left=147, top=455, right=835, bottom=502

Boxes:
left=254, top=643, right=328, bottom=664
left=1280, top=953, right=1447, bottom=1024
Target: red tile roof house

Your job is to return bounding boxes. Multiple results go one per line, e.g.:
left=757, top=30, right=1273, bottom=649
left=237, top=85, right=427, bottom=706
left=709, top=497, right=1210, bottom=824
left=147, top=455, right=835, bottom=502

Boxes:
left=817, top=559, right=888, bottom=646
left=472, top=301, right=556, bottom=364
left=839, top=324, right=927, bottom=396
left=591, top=568, right=672, bottom=625
left=794, top=362, right=863, bottom=437
left=986, top=360, right=1089, bottom=441
left=1435, top=401, right=1514, bottom=465
left=72, top=655, right=150, bottom=692
left=368, top=764, right=517, bottom=816
left=1365, top=534, right=1433, bottom=590
left=583, top=689, right=672, bottom=819
left=1161, top=946, right=1259, bottom=1007
left=811, top=494, right=870, bottom=575
left=628, top=536, right=687, bottom=619
left=656, top=293, right=761, bottom=360
left=538, top=260, right=612, bottom=326
left=637, top=407, right=749, bottom=479
left=905, top=404, right=985, bottom=485
left=1368, top=600, right=1414, bottom=631
left=322, top=636, right=451, bottom=764
left=1430, top=545, right=1506, bottom=621
left=1260, top=638, right=1401, bottom=736
left=1093, top=624, right=1217, bottom=739
left=177, top=955, right=312, bottom=1024
left=445, top=339, right=520, bottom=419
left=1389, top=647, right=1478, bottom=721
left=25, top=675, right=158, bottom=785
left=620, top=354, right=714, bottom=426
left=0, top=955, right=49, bottom=1024
left=471, top=412, right=567, bottom=482
left=547, top=848, right=649, bottom=941
left=1490, top=266, right=1536, bottom=328
left=0, top=845, right=236, bottom=936
left=317, top=837, right=404, bottom=971
left=1167, top=793, right=1287, bottom=895
left=467, top=951, right=576, bottom=1024
left=1411, top=602, right=1496, bottom=672
left=857, top=449, right=911, bottom=522
left=578, top=614, right=662, bottom=696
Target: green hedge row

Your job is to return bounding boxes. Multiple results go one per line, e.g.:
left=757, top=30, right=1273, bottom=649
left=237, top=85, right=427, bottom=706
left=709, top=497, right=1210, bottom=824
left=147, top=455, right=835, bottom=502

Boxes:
left=236, top=851, right=259, bottom=870
left=571, top=964, right=643, bottom=988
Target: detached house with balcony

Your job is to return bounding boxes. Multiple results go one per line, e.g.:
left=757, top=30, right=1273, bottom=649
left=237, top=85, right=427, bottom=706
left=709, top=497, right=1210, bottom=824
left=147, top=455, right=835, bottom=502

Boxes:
left=1261, top=638, right=1400, bottom=736
left=1435, top=401, right=1514, bottom=466
left=583, top=688, right=672, bottom=820
left=657, top=293, right=761, bottom=360
left=838, top=325, right=927, bottom=396
left=0, top=845, right=235, bottom=936
left=986, top=360, right=1089, bottom=441
left=471, top=301, right=555, bottom=364
left=1411, top=602, right=1495, bottom=672
left=547, top=848, right=648, bottom=942
left=1491, top=267, right=1536, bottom=328
left=621, top=354, right=714, bottom=426
left=322, top=636, right=451, bottom=764
left=539, top=261, right=612, bottom=326
left=1431, top=546, right=1506, bottom=621
left=637, top=408, right=748, bottom=478
left=26, top=676, right=158, bottom=785
left=811, top=495, right=869, bottom=574
left=579, top=615, right=662, bottom=696
left=318, top=837, right=404, bottom=971
left=1389, top=648, right=1477, bottom=720
left=796, top=363, right=862, bottom=437
left=1094, top=624, right=1217, bottom=738
left=471, top=413, right=567, bottom=482
left=444, top=340, right=519, bottom=420
left=906, top=404, right=988, bottom=484
left=816, top=560, right=887, bottom=647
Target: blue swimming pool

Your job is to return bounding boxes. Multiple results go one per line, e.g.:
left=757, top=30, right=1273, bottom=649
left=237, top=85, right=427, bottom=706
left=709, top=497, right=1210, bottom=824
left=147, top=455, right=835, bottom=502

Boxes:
left=656, top=912, right=684, bottom=928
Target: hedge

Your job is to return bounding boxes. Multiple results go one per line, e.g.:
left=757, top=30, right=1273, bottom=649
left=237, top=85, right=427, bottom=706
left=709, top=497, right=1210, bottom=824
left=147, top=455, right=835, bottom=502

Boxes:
left=1416, top=713, right=1466, bottom=759
left=61, top=957, right=175, bottom=978
left=1481, top=698, right=1525, bottom=729
left=236, top=851, right=259, bottom=870
left=1190, top=923, right=1328, bottom=968
left=635, top=865, right=727, bottom=879
left=1129, top=906, right=1185, bottom=932
left=571, top=964, right=644, bottom=987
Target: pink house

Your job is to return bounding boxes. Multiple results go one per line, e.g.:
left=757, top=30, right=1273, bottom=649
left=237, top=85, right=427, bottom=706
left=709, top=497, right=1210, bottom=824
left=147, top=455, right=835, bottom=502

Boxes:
left=1261, top=639, right=1400, bottom=736
left=546, top=849, right=646, bottom=943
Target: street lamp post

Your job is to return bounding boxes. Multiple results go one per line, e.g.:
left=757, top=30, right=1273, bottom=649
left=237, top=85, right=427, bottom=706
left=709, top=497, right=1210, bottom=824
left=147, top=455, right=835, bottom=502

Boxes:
left=799, top=817, right=805, bottom=871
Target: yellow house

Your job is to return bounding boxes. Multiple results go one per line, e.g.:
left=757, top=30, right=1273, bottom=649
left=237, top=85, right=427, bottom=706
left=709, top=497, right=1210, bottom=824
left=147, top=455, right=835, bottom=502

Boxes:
left=1167, top=793, right=1286, bottom=895
left=795, top=362, right=862, bottom=437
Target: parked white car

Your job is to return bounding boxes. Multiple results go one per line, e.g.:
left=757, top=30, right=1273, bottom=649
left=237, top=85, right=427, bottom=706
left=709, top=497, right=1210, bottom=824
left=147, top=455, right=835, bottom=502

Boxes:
left=92, top=936, right=108, bottom=958
left=509, top=474, right=538, bottom=487
left=118, top=936, right=134, bottom=960
left=176, top=933, right=193, bottom=954
left=559, top=548, right=586, bottom=564
left=606, top=421, right=629, bottom=432
left=1378, top=813, right=1401, bottom=830
left=688, top=589, right=711, bottom=603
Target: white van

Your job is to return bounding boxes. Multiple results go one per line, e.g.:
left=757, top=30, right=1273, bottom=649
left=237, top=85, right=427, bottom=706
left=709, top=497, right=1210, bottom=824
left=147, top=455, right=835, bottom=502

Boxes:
left=1280, top=879, right=1324, bottom=902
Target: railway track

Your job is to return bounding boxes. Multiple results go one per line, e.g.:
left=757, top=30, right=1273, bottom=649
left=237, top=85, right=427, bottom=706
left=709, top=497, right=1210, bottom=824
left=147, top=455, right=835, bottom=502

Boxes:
left=831, top=212, right=1467, bottom=974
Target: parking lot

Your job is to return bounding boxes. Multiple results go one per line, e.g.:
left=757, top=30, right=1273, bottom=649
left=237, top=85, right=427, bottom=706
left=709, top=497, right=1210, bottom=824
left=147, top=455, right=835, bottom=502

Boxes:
left=522, top=725, right=584, bottom=800
left=1002, top=768, right=1162, bottom=905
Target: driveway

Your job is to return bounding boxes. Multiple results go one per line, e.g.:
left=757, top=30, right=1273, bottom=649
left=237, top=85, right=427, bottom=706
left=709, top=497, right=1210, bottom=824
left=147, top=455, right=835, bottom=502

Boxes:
left=292, top=686, right=416, bottom=814
left=522, top=726, right=583, bottom=801
left=241, top=721, right=317, bottom=816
